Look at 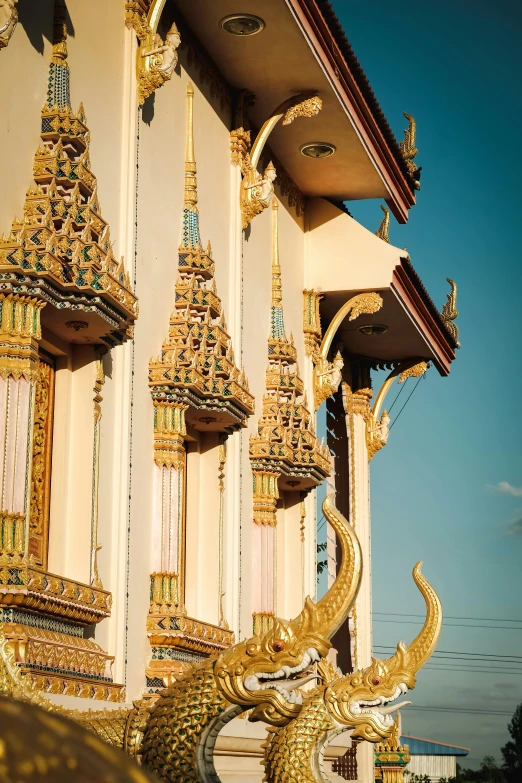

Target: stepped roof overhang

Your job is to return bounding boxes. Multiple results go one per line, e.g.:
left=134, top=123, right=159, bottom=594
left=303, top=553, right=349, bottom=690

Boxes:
left=171, top=0, right=416, bottom=222
left=307, top=198, right=457, bottom=376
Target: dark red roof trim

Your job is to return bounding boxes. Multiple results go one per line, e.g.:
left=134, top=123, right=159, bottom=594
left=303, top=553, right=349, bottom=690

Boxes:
left=391, top=258, right=457, bottom=376
left=400, top=256, right=459, bottom=350
left=313, top=0, right=416, bottom=187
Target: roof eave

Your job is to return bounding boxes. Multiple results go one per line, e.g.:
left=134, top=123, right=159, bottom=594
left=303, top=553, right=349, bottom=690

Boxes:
left=287, top=0, right=416, bottom=222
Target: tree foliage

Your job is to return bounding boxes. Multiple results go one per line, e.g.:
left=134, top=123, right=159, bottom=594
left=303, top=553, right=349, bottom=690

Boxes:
left=501, top=702, right=522, bottom=783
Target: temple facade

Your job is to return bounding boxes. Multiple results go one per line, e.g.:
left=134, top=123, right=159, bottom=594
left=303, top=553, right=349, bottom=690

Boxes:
left=0, top=2, right=457, bottom=781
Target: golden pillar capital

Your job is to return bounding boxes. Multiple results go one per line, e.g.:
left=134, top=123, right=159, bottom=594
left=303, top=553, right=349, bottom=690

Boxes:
left=0, top=511, right=26, bottom=564
left=230, top=128, right=251, bottom=167
left=303, top=289, right=323, bottom=357
left=351, top=387, right=373, bottom=417
left=0, top=293, right=45, bottom=381
left=252, top=611, right=275, bottom=636
left=153, top=401, right=188, bottom=469
left=149, top=572, right=184, bottom=615
left=252, top=468, right=280, bottom=527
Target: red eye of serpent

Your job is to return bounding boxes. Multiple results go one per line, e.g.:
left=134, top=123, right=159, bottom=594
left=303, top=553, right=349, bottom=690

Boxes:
left=371, top=677, right=382, bottom=686
left=273, top=640, right=285, bottom=652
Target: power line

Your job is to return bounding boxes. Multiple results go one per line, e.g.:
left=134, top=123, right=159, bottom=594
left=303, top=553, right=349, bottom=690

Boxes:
left=423, top=666, right=522, bottom=676
left=374, top=612, right=522, bottom=624
left=374, top=619, right=522, bottom=631
left=374, top=645, right=522, bottom=660
left=421, top=661, right=522, bottom=671
left=389, top=374, right=424, bottom=431
left=386, top=378, right=407, bottom=414
left=405, top=706, right=513, bottom=716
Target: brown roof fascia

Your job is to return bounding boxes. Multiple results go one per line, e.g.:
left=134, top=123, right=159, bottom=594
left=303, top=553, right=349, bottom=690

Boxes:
left=287, top=0, right=415, bottom=222
left=392, top=258, right=457, bottom=376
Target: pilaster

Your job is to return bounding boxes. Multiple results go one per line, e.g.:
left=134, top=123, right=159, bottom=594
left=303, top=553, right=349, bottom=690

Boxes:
left=343, top=382, right=374, bottom=781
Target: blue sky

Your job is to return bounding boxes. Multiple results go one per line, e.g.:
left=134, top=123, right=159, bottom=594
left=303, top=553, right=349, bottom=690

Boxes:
left=325, top=0, right=522, bottom=768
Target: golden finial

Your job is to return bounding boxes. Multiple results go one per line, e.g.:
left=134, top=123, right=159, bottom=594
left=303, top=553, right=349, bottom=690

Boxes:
left=399, top=112, right=419, bottom=179
left=375, top=205, right=390, bottom=243
left=270, top=200, right=285, bottom=339
left=184, top=83, right=197, bottom=209
left=271, top=200, right=282, bottom=307
left=52, top=0, right=68, bottom=62
left=441, top=277, right=460, bottom=347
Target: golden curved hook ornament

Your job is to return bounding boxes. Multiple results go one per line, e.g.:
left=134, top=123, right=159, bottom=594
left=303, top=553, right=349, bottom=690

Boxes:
left=371, top=359, right=429, bottom=422
left=241, top=93, right=322, bottom=228
left=313, top=292, right=383, bottom=409
left=126, top=0, right=180, bottom=104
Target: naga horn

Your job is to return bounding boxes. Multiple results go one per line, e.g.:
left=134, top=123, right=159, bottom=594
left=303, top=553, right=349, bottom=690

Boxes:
left=388, top=562, right=443, bottom=674
left=289, top=494, right=362, bottom=640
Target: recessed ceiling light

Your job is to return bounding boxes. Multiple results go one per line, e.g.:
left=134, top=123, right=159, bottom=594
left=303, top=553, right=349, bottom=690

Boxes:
left=358, top=324, right=388, bottom=336
left=220, top=14, right=265, bottom=36
left=300, top=142, right=336, bottom=158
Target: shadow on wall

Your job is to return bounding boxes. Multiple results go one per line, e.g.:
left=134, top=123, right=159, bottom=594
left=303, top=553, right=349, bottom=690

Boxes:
left=16, top=0, right=75, bottom=55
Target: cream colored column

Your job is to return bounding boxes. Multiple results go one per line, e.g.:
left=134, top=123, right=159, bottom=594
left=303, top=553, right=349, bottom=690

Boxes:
left=0, top=294, right=45, bottom=566
left=224, top=130, right=246, bottom=637
left=343, top=383, right=374, bottom=782
left=106, top=20, right=139, bottom=685
left=150, top=402, right=188, bottom=613
left=251, top=469, right=279, bottom=635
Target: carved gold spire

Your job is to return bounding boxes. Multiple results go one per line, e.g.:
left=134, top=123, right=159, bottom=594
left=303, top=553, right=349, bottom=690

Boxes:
left=149, top=84, right=254, bottom=430
left=0, top=5, right=137, bottom=346
left=249, top=200, right=330, bottom=502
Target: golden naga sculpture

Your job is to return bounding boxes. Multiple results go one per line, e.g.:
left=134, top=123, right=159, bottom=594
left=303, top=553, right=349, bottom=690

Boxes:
left=0, top=0, right=17, bottom=49
left=399, top=112, right=418, bottom=173
left=125, top=1, right=181, bottom=104
left=375, top=205, right=390, bottom=243
left=441, top=277, right=460, bottom=347
left=240, top=94, right=322, bottom=228
left=0, top=496, right=362, bottom=783
left=399, top=112, right=421, bottom=189
left=262, top=562, right=442, bottom=783
left=0, top=696, right=156, bottom=783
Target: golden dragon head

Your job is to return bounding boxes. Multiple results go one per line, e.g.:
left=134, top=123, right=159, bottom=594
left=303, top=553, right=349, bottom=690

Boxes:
left=324, top=562, right=442, bottom=742
left=214, top=494, right=362, bottom=726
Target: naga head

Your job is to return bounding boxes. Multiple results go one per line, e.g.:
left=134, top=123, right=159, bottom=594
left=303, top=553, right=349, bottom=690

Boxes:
left=325, top=562, right=442, bottom=742
left=214, top=495, right=362, bottom=726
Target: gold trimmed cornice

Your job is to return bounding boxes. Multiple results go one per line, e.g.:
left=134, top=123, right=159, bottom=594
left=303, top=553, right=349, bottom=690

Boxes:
left=0, top=557, right=112, bottom=625
left=147, top=610, right=234, bottom=655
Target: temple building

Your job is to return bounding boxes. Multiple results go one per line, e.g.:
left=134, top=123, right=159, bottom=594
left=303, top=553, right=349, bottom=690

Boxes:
left=0, top=1, right=458, bottom=781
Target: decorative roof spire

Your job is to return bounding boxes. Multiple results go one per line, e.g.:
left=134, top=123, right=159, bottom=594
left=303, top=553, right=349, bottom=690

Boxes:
left=249, top=199, right=330, bottom=487
left=375, top=205, right=390, bottom=243
left=181, top=83, right=201, bottom=250
left=47, top=0, right=70, bottom=110
left=270, top=200, right=285, bottom=340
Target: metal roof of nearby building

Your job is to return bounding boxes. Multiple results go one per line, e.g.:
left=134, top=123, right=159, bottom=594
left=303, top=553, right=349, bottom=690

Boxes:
left=401, top=736, right=470, bottom=756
